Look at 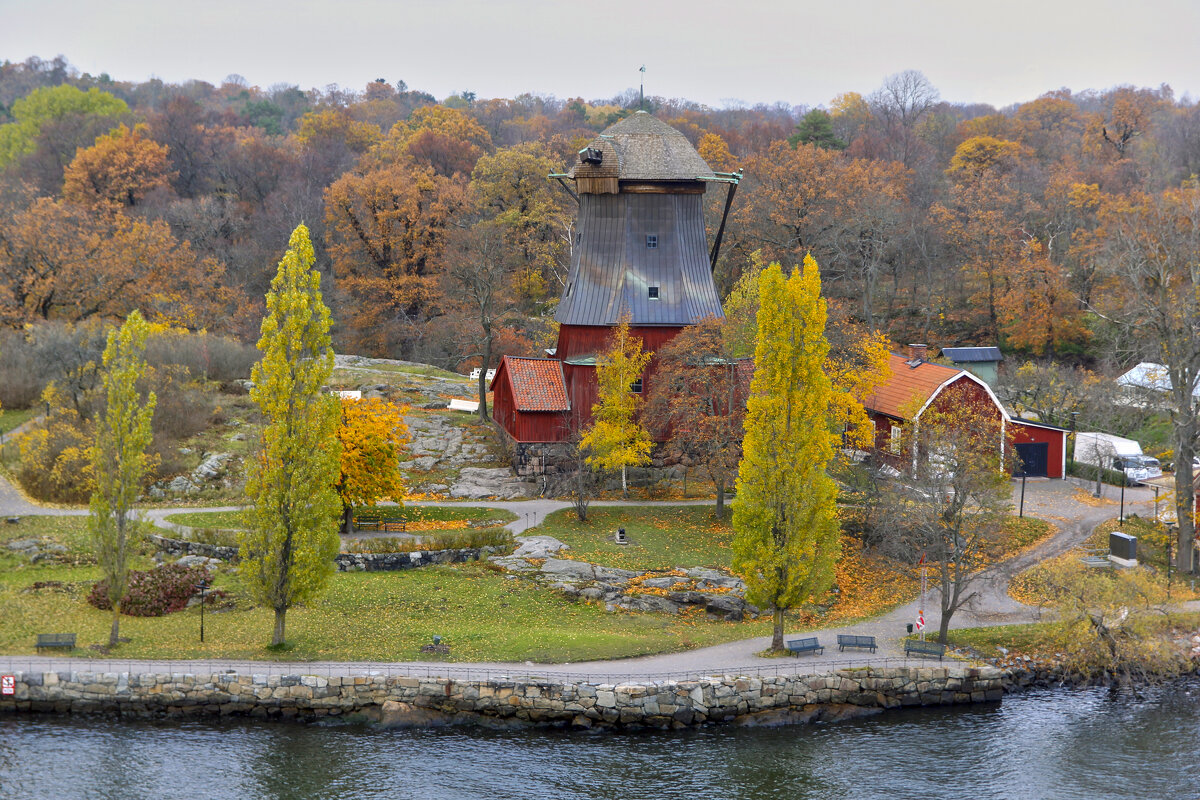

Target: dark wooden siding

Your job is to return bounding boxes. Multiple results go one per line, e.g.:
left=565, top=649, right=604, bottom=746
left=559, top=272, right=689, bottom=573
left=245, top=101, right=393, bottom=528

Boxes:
left=1011, top=422, right=1065, bottom=478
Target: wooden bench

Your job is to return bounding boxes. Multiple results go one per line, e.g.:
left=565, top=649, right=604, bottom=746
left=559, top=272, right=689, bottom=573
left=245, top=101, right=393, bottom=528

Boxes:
left=785, top=637, right=824, bottom=657
left=904, top=639, right=947, bottom=660
left=35, top=633, right=75, bottom=653
left=837, top=634, right=877, bottom=653
left=353, top=515, right=405, bottom=533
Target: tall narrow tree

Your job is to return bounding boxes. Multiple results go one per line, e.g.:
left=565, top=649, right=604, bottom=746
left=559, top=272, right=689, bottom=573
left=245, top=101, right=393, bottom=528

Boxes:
left=239, top=224, right=342, bottom=647
left=89, top=310, right=157, bottom=648
left=581, top=314, right=653, bottom=498
left=732, top=256, right=843, bottom=651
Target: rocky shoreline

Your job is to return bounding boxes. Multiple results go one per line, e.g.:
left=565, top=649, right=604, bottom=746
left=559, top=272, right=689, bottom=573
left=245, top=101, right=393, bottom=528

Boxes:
left=0, top=663, right=1086, bottom=730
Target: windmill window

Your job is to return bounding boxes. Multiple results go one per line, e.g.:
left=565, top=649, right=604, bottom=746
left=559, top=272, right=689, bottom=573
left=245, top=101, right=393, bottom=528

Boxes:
left=648, top=286, right=660, bottom=300
left=646, top=234, right=658, bottom=249
left=630, top=377, right=643, bottom=393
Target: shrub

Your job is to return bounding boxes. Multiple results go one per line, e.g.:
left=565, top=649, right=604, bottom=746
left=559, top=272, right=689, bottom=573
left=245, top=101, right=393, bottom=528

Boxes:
left=145, top=331, right=257, bottom=384
left=14, top=387, right=93, bottom=503
left=345, top=528, right=513, bottom=554
left=88, top=563, right=209, bottom=617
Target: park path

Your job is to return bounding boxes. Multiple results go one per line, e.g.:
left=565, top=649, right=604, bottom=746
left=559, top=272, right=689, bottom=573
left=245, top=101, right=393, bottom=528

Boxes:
left=0, top=466, right=1178, bottom=677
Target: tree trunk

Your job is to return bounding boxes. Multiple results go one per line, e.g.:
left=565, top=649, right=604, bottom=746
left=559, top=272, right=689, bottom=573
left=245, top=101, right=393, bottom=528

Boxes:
left=477, top=336, right=492, bottom=422
left=109, top=605, right=121, bottom=648
left=272, top=607, right=287, bottom=647
left=715, top=481, right=726, bottom=518
left=771, top=607, right=785, bottom=651
left=621, top=465, right=628, bottom=499
left=342, top=505, right=354, bottom=536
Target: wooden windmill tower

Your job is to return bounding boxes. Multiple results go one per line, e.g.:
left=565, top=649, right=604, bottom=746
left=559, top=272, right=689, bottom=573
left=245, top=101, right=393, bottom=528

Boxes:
left=491, top=112, right=740, bottom=443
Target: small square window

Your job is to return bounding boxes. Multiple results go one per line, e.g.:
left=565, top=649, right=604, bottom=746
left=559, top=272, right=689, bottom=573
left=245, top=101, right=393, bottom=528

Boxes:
left=630, top=378, right=643, bottom=393
left=646, top=234, right=658, bottom=249
left=648, top=286, right=660, bottom=300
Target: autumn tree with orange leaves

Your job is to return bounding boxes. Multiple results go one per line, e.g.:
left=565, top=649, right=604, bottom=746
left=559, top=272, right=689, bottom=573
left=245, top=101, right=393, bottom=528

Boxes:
left=335, top=396, right=410, bottom=534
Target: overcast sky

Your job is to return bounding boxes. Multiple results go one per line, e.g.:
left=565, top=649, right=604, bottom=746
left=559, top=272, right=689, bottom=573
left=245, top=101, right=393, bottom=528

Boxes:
left=4, top=0, right=1199, bottom=109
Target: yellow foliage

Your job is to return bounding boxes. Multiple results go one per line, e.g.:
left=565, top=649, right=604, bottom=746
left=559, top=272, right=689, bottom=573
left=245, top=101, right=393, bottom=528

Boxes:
left=336, top=396, right=411, bottom=509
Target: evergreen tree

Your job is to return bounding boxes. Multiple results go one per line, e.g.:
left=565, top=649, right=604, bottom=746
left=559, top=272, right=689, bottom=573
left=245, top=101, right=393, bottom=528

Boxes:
left=788, top=109, right=847, bottom=150
left=732, top=256, right=842, bottom=651
left=581, top=313, right=653, bottom=498
left=89, top=310, right=157, bottom=648
left=239, top=224, right=342, bottom=647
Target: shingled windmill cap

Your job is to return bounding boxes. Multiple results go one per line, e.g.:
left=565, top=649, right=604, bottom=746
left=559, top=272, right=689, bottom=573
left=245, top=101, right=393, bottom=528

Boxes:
left=569, top=111, right=715, bottom=181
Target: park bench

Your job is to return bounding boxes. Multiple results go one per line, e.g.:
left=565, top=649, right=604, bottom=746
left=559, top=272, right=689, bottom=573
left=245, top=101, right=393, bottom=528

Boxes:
left=353, top=514, right=405, bottom=533
left=904, top=639, right=947, bottom=660
left=35, top=633, right=75, bottom=653
left=837, top=634, right=877, bottom=653
left=785, top=637, right=824, bottom=657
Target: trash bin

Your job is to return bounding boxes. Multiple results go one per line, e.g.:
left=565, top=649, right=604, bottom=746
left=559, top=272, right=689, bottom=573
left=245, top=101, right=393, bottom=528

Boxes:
left=906, top=623, right=913, bottom=634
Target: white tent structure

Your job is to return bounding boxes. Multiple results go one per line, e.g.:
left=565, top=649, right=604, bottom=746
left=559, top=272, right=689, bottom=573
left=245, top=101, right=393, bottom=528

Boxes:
left=1116, top=362, right=1200, bottom=402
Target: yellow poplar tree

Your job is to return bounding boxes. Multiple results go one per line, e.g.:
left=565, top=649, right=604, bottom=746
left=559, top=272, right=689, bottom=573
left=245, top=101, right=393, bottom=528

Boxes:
left=239, top=224, right=342, bottom=647
left=732, top=255, right=843, bottom=651
left=336, top=396, right=411, bottom=533
left=89, top=310, right=157, bottom=648
left=582, top=314, right=653, bottom=498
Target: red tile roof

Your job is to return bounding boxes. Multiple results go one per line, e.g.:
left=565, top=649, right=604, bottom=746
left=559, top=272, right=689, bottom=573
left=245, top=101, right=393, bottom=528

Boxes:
left=865, top=353, right=967, bottom=420
left=496, top=356, right=570, bottom=412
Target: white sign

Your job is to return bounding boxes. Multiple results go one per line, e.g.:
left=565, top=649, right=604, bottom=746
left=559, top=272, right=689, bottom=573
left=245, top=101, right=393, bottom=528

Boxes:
left=1, top=675, right=14, bottom=695
left=915, top=611, right=925, bottom=631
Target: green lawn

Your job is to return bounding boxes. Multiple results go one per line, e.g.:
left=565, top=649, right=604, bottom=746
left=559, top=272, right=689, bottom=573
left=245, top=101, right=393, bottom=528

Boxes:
left=0, top=557, right=770, bottom=662
left=539, top=506, right=733, bottom=571
left=0, top=407, right=37, bottom=436
left=163, top=505, right=517, bottom=530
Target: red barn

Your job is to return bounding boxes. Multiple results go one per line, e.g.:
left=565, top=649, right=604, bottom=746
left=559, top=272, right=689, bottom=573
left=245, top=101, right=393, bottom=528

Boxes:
left=865, top=346, right=1066, bottom=478
left=492, top=113, right=735, bottom=443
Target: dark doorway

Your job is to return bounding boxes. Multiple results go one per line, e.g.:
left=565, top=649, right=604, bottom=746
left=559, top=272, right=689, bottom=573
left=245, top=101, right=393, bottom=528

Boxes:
left=1015, top=442, right=1049, bottom=477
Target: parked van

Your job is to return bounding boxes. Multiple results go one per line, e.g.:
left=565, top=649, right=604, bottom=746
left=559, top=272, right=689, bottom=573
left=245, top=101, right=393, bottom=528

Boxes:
left=1074, top=432, right=1162, bottom=483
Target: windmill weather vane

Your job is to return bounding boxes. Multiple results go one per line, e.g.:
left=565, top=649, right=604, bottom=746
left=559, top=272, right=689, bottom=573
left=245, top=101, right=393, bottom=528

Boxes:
left=639, top=65, right=646, bottom=110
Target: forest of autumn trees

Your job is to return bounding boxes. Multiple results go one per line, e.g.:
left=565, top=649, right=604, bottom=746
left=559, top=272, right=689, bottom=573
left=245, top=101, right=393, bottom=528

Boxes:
left=3, top=57, right=1200, bottom=378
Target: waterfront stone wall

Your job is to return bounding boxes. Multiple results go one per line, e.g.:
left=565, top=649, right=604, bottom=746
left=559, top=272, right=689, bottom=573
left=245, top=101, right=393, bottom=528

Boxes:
left=0, top=666, right=1028, bottom=729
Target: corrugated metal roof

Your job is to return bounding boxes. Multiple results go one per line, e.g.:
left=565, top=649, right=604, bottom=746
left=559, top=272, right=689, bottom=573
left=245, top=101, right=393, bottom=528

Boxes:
left=941, top=346, right=1004, bottom=363
left=864, top=354, right=965, bottom=420
left=555, top=193, right=724, bottom=326
left=568, top=112, right=714, bottom=182
left=1117, top=361, right=1200, bottom=397
left=493, top=356, right=569, bottom=412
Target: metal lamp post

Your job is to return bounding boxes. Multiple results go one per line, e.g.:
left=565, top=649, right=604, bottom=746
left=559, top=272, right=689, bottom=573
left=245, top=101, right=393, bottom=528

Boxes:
left=1069, top=411, right=1078, bottom=473
left=1166, top=521, right=1176, bottom=598
left=195, top=578, right=209, bottom=643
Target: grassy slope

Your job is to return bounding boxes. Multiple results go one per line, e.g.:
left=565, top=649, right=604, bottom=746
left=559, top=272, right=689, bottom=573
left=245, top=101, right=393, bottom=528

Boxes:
left=540, top=506, right=734, bottom=571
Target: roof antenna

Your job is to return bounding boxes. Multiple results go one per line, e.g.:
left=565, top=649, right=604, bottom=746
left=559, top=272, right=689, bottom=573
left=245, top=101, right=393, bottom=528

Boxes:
left=639, top=65, right=645, bottom=111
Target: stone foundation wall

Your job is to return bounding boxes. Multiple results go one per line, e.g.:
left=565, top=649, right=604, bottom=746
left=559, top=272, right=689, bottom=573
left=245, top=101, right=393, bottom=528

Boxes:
left=0, top=666, right=1026, bottom=729
left=510, top=439, right=690, bottom=497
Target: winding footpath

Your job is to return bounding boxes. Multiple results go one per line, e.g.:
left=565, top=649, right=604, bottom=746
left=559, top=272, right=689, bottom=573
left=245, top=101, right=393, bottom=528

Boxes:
left=0, top=462, right=1170, bottom=679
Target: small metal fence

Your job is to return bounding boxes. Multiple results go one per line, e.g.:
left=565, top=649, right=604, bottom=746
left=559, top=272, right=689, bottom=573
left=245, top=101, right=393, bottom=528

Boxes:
left=0, top=655, right=962, bottom=685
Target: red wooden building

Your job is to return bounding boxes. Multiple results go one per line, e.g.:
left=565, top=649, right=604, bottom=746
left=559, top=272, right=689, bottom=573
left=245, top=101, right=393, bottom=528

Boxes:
left=492, top=113, right=735, bottom=443
left=865, top=346, right=1067, bottom=478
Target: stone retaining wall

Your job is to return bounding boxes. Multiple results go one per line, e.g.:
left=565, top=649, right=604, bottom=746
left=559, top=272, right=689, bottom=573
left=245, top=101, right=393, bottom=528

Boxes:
left=335, top=545, right=507, bottom=572
left=146, top=534, right=239, bottom=561
left=148, top=534, right=505, bottom=572
left=0, top=666, right=1030, bottom=729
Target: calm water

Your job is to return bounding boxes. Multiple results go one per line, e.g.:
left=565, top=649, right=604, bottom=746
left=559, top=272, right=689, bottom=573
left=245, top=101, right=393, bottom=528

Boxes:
left=2, top=684, right=1200, bottom=800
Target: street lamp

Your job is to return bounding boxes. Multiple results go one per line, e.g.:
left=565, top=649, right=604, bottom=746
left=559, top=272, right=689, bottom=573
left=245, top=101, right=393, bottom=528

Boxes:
left=1166, top=521, right=1176, bottom=598
left=195, top=578, right=210, bottom=643
left=1069, top=411, right=1079, bottom=473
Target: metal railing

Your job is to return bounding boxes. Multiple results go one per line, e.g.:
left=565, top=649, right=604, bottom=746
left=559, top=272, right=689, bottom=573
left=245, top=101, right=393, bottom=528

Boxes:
left=0, top=655, right=968, bottom=685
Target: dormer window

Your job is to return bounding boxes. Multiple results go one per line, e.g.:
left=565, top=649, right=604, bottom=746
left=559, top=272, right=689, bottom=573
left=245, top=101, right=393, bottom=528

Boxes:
left=648, top=286, right=660, bottom=300
left=646, top=234, right=658, bottom=249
